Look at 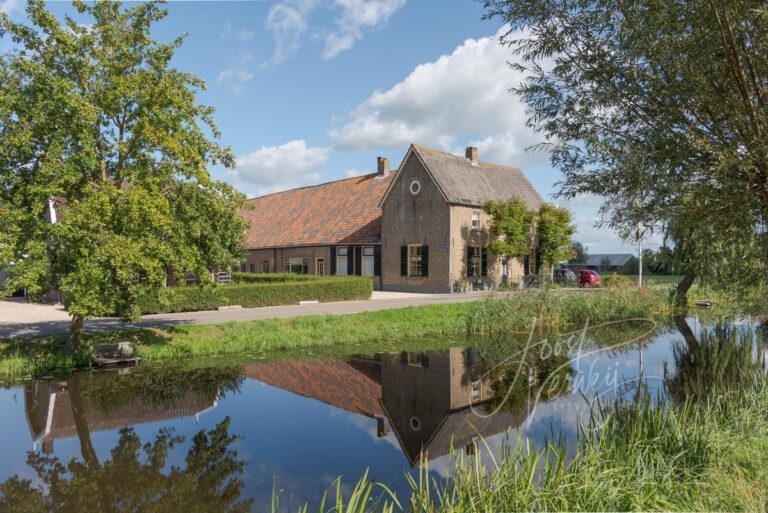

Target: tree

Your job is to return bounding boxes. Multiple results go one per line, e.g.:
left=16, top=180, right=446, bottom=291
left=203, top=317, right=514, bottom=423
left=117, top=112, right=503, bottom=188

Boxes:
left=484, top=198, right=536, bottom=262
left=0, top=419, right=253, bottom=513
left=482, top=0, right=768, bottom=296
left=536, top=203, right=576, bottom=277
left=0, top=1, right=247, bottom=349
left=569, top=241, right=588, bottom=265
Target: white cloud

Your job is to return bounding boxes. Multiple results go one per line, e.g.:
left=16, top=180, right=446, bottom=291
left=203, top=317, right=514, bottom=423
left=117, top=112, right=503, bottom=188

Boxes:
left=329, top=27, right=547, bottom=167
left=344, top=168, right=366, bottom=177
left=264, top=0, right=315, bottom=65
left=235, top=140, right=330, bottom=195
left=264, top=0, right=406, bottom=65
left=321, top=0, right=406, bottom=60
left=0, top=0, right=20, bottom=14
left=217, top=68, right=254, bottom=96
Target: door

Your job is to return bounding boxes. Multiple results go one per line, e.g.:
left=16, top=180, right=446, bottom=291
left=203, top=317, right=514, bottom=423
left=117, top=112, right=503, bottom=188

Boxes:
left=316, top=258, right=325, bottom=276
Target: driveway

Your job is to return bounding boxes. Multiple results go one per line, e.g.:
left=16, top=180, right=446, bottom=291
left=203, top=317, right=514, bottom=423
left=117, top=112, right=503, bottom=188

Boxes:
left=0, top=291, right=492, bottom=339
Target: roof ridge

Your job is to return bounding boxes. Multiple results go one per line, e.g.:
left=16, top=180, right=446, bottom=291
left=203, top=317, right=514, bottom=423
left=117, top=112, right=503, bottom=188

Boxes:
left=412, top=144, right=522, bottom=171
left=245, top=170, right=396, bottom=202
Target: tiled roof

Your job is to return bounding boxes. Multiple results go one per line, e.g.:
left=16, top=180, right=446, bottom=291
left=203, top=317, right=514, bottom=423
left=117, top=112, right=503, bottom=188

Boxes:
left=410, top=145, right=544, bottom=209
left=244, top=359, right=384, bottom=418
left=241, top=173, right=395, bottom=249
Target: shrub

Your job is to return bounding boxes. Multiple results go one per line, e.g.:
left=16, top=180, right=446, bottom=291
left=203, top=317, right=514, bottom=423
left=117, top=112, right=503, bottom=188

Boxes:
left=138, top=277, right=373, bottom=314
left=603, top=273, right=634, bottom=288
left=231, top=272, right=319, bottom=284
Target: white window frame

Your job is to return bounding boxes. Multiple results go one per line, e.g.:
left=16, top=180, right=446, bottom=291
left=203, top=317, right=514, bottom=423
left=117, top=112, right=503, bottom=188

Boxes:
left=408, top=245, right=423, bottom=277
left=316, top=258, right=325, bottom=276
left=336, top=247, right=349, bottom=275
left=362, top=246, right=375, bottom=277
left=471, top=245, right=482, bottom=277
left=471, top=211, right=481, bottom=231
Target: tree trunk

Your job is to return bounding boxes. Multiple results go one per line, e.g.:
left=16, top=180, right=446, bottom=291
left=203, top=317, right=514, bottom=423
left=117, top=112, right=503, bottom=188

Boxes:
left=675, top=272, right=696, bottom=307
left=67, top=375, right=99, bottom=468
left=68, top=315, right=85, bottom=352
left=674, top=315, right=700, bottom=352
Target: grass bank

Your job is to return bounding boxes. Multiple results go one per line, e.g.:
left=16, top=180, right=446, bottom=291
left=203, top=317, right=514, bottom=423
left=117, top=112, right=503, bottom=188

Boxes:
left=0, top=288, right=669, bottom=382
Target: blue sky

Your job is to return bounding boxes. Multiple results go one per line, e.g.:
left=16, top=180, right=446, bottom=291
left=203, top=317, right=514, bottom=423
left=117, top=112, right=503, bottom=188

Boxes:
left=1, top=0, right=653, bottom=253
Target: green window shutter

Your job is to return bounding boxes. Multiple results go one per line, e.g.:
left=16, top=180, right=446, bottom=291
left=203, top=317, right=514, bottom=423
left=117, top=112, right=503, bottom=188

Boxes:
left=401, top=246, right=408, bottom=276
left=330, top=246, right=337, bottom=275
left=354, top=246, right=362, bottom=276
left=467, top=246, right=474, bottom=277
left=482, top=247, right=488, bottom=277
left=374, top=245, right=381, bottom=277
left=421, top=245, right=429, bottom=277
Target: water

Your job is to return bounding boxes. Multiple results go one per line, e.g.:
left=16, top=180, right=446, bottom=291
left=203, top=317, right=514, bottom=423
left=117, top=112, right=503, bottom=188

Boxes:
left=0, top=317, right=764, bottom=512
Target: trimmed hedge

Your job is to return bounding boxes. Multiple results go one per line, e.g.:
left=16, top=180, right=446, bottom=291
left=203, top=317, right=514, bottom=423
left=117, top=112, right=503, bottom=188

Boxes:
left=231, top=272, right=319, bottom=283
left=139, top=276, right=373, bottom=314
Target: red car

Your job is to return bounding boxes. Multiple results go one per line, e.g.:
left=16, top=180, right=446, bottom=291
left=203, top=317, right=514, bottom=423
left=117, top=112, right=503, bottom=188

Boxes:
left=578, top=269, right=601, bottom=287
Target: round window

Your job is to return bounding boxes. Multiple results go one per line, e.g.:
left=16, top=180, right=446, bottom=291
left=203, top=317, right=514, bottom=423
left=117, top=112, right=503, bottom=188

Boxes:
left=409, top=180, right=421, bottom=195
left=409, top=416, right=421, bottom=431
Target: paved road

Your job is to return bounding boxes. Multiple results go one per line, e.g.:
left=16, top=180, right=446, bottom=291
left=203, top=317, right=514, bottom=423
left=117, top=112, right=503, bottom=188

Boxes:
left=0, top=291, right=493, bottom=339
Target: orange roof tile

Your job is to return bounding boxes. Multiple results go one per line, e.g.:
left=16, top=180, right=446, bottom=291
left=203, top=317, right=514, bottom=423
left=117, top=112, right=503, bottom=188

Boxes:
left=241, top=172, right=395, bottom=249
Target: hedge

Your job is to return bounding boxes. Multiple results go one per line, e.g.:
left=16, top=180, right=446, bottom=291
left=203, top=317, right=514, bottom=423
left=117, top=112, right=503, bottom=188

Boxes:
left=138, top=276, right=373, bottom=314
left=231, top=272, right=320, bottom=284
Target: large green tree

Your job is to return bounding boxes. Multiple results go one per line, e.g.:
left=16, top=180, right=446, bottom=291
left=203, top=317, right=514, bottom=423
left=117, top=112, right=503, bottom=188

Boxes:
left=482, top=0, right=768, bottom=294
left=484, top=198, right=536, bottom=263
left=536, top=203, right=576, bottom=277
left=0, top=0, right=247, bottom=348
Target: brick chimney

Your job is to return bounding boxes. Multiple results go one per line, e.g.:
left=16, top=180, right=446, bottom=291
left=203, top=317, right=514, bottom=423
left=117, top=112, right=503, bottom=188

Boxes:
left=465, top=146, right=478, bottom=162
left=377, top=156, right=390, bottom=176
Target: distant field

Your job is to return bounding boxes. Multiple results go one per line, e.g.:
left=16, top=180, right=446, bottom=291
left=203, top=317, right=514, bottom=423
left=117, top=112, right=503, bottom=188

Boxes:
left=621, top=274, right=681, bottom=285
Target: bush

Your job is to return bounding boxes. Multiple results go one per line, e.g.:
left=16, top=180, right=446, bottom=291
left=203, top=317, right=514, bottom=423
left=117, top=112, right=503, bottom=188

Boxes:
left=231, top=272, right=319, bottom=284
left=603, top=273, right=634, bottom=288
left=138, top=276, right=373, bottom=314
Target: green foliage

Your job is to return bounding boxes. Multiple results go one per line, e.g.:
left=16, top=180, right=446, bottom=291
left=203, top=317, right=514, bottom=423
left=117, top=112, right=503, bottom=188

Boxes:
left=602, top=273, right=633, bottom=288
left=483, top=198, right=535, bottom=259
left=483, top=0, right=768, bottom=290
left=230, top=272, right=319, bottom=284
left=0, top=418, right=253, bottom=513
left=0, top=1, right=246, bottom=336
left=536, top=203, right=576, bottom=272
left=569, top=241, right=587, bottom=264
left=137, top=277, right=373, bottom=314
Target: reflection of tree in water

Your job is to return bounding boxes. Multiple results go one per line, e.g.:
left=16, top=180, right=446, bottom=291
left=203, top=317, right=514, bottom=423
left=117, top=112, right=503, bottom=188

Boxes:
left=0, top=418, right=252, bottom=513
left=666, top=317, right=767, bottom=404
left=474, top=337, right=575, bottom=414
left=81, top=365, right=245, bottom=413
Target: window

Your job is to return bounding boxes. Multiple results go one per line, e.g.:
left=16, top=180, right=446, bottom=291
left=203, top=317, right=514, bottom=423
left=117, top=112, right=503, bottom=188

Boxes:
left=409, top=180, right=421, bottom=195
left=316, top=258, right=325, bottom=276
left=259, top=261, right=268, bottom=273
left=240, top=263, right=247, bottom=272
left=249, top=263, right=255, bottom=273
left=408, top=245, right=422, bottom=276
left=285, top=258, right=308, bottom=274
left=471, top=211, right=481, bottom=231
left=336, top=247, right=348, bottom=275
left=470, top=245, right=482, bottom=277
left=362, top=246, right=375, bottom=276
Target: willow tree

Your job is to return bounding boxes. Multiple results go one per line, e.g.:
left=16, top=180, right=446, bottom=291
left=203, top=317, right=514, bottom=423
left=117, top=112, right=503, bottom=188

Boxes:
left=483, top=0, right=768, bottom=297
left=0, top=0, right=246, bottom=348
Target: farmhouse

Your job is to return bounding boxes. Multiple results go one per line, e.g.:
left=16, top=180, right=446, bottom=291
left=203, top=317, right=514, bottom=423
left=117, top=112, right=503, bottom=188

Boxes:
left=241, top=144, right=543, bottom=292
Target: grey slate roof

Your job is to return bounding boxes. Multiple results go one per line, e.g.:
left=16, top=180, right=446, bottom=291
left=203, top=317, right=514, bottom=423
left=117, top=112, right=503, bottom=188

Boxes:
left=585, top=253, right=635, bottom=267
left=413, top=145, right=544, bottom=209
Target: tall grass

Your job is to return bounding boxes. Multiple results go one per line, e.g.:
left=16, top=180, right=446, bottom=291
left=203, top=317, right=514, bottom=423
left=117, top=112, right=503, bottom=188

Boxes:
left=464, top=287, right=668, bottom=335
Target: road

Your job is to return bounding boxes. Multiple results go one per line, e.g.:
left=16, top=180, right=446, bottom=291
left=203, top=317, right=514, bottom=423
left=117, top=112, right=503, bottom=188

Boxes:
left=0, top=291, right=493, bottom=339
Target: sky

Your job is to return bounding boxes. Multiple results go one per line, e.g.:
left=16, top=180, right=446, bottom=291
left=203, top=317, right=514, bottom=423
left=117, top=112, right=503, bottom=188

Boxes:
left=0, top=0, right=656, bottom=253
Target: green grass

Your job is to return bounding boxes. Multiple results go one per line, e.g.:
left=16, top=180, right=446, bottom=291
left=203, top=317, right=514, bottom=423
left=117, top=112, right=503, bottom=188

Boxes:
left=622, top=274, right=683, bottom=285
left=0, top=288, right=670, bottom=382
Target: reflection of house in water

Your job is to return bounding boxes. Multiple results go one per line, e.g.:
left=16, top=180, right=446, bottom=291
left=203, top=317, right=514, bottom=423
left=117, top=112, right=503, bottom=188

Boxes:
left=245, top=348, right=532, bottom=466
left=25, top=379, right=218, bottom=453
